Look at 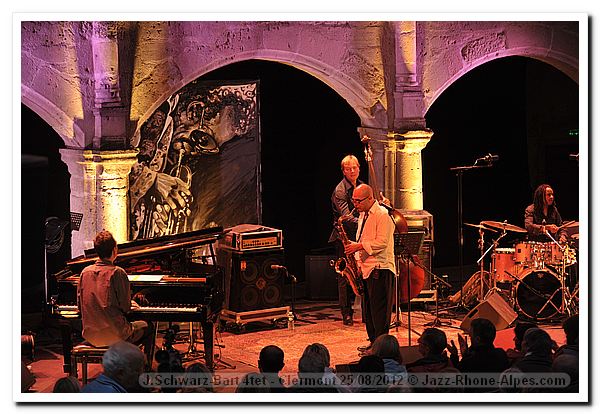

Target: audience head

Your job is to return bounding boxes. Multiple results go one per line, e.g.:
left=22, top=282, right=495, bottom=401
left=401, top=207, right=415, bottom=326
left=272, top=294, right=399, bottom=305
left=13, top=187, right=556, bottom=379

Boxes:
left=258, top=345, right=285, bottom=373
left=102, top=341, right=145, bottom=391
left=470, top=318, right=496, bottom=346
left=563, top=314, right=579, bottom=346
left=513, top=322, right=538, bottom=351
left=552, top=354, right=579, bottom=388
left=522, top=328, right=553, bottom=356
left=298, top=352, right=325, bottom=375
left=52, top=376, right=81, bottom=393
left=301, top=343, right=331, bottom=368
left=235, top=372, right=270, bottom=393
left=180, top=363, right=213, bottom=393
left=419, top=328, right=448, bottom=356
left=358, top=355, right=385, bottom=373
left=371, top=334, right=402, bottom=363
left=94, top=230, right=117, bottom=259
left=498, top=367, right=525, bottom=393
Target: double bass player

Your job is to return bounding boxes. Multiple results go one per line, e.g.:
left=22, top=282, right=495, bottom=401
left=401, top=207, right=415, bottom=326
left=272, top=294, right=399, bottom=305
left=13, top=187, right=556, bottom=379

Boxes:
left=328, top=155, right=364, bottom=326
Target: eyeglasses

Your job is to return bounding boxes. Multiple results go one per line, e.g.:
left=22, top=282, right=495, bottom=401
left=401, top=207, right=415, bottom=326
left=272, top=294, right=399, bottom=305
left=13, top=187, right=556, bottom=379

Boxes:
left=352, top=196, right=369, bottom=204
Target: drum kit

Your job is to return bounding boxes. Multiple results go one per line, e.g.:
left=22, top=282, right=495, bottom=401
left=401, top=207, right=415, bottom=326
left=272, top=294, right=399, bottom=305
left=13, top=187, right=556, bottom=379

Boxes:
left=450, top=220, right=579, bottom=321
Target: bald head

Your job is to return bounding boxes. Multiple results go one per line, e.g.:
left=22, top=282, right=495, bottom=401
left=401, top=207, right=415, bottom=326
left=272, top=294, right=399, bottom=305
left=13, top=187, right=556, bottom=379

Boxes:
left=354, top=184, right=373, bottom=198
left=352, top=184, right=375, bottom=212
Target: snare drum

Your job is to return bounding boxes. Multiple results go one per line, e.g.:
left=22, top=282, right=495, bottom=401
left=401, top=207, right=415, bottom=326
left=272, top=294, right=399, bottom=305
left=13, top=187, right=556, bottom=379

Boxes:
left=492, top=248, right=519, bottom=283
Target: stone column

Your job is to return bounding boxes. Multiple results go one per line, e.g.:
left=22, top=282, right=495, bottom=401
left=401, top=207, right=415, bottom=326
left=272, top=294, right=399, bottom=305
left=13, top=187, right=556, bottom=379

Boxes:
left=358, top=127, right=432, bottom=210
left=59, top=148, right=138, bottom=257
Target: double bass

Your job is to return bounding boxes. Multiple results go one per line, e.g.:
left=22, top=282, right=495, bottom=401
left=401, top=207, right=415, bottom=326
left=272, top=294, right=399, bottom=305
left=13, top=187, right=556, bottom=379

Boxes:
left=361, top=135, right=425, bottom=302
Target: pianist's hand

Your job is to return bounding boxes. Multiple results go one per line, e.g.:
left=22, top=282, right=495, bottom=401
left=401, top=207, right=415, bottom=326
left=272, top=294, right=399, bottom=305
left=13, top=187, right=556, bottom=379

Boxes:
left=131, top=299, right=141, bottom=309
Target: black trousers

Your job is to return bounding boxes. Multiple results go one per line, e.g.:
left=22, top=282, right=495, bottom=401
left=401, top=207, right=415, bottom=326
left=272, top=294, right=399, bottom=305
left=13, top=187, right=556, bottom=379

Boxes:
left=334, top=240, right=356, bottom=317
left=363, top=269, right=394, bottom=343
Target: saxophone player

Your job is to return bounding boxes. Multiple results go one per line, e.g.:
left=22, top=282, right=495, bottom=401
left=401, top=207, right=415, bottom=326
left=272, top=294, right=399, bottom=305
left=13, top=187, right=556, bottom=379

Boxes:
left=328, top=155, right=364, bottom=326
left=344, top=184, right=396, bottom=353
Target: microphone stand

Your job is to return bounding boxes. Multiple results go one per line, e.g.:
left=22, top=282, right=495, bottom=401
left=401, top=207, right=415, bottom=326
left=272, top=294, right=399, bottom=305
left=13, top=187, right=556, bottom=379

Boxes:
left=424, top=273, right=455, bottom=328
left=449, top=158, right=495, bottom=311
left=477, top=226, right=507, bottom=300
left=279, top=267, right=316, bottom=325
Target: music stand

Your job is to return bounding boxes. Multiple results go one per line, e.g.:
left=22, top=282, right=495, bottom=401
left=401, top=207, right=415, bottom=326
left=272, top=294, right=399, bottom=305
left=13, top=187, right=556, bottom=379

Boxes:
left=391, top=231, right=425, bottom=346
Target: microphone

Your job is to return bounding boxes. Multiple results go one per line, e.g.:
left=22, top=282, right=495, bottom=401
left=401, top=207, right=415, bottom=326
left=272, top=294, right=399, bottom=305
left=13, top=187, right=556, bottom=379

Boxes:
left=270, top=264, right=287, bottom=270
left=569, top=153, right=579, bottom=161
left=478, top=153, right=499, bottom=163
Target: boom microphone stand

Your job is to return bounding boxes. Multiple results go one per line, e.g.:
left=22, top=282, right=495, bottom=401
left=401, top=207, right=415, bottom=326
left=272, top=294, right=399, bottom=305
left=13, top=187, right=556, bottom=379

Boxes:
left=424, top=273, right=454, bottom=328
left=449, top=154, right=498, bottom=310
left=272, top=265, right=316, bottom=325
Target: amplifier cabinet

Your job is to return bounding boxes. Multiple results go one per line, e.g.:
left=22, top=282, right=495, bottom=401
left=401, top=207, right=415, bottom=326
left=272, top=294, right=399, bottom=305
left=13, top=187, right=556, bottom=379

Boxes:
left=217, top=248, right=285, bottom=312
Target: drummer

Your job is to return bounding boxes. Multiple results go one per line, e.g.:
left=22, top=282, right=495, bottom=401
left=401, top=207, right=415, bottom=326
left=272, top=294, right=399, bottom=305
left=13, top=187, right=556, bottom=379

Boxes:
left=524, top=184, right=567, bottom=244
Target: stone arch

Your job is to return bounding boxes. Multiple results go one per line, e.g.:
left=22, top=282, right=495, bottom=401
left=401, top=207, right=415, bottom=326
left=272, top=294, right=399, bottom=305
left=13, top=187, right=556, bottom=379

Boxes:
left=133, top=50, right=379, bottom=142
left=21, top=86, right=86, bottom=148
left=425, top=48, right=578, bottom=113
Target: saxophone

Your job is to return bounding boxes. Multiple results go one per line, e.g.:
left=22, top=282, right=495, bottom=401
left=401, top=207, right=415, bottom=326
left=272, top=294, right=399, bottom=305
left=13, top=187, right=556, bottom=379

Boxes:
left=330, top=209, right=364, bottom=296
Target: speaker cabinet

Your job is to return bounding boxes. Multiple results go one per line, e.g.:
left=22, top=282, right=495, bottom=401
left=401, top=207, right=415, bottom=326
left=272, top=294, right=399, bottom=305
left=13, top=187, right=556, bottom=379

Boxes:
left=460, top=291, right=518, bottom=332
left=218, top=248, right=284, bottom=312
left=305, top=255, right=339, bottom=300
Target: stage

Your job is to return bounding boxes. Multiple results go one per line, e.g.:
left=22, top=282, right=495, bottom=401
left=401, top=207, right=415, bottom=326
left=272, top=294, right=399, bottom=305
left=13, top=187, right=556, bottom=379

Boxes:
left=22, top=300, right=567, bottom=393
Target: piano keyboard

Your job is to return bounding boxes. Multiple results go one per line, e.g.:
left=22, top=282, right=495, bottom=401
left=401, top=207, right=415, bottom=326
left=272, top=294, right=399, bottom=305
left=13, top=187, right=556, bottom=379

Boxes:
left=133, top=305, right=201, bottom=313
left=54, top=305, right=201, bottom=314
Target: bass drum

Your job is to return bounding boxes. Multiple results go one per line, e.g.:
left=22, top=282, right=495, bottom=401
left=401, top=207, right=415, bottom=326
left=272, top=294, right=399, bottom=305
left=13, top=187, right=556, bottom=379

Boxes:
left=515, top=269, right=562, bottom=320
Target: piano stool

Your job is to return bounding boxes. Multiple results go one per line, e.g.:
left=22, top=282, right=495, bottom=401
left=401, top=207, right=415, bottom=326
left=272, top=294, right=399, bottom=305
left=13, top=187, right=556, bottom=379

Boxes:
left=70, top=344, right=110, bottom=385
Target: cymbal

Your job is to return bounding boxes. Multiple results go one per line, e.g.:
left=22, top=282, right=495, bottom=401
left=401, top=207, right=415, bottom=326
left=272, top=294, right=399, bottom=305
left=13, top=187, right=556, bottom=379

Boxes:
left=480, top=220, right=527, bottom=233
left=464, top=222, right=498, bottom=232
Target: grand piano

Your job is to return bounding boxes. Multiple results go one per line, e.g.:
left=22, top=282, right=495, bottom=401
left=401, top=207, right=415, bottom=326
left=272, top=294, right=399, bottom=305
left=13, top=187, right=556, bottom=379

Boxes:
left=51, top=226, right=225, bottom=371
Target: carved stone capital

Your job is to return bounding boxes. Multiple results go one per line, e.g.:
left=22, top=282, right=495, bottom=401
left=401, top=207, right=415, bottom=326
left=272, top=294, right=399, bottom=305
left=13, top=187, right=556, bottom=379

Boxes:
left=387, top=129, right=433, bottom=153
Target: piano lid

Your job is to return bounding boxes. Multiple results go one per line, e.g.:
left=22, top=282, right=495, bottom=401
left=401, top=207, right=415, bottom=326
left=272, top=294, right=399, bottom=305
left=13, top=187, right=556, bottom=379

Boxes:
left=67, top=226, right=225, bottom=267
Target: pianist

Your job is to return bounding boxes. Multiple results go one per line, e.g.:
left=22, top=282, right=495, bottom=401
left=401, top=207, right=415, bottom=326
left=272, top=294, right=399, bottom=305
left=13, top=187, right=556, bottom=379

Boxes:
left=77, top=230, right=154, bottom=366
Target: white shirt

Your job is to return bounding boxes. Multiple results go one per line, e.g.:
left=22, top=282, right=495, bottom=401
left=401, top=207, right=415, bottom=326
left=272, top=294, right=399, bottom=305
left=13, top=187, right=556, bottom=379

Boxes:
left=355, top=201, right=396, bottom=278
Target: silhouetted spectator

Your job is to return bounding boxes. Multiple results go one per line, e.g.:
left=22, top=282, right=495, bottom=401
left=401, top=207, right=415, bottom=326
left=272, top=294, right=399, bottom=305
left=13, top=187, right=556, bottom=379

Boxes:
left=448, top=318, right=510, bottom=374
left=515, top=328, right=554, bottom=374
left=351, top=355, right=386, bottom=393
left=235, top=372, right=271, bottom=393
left=302, top=343, right=349, bottom=392
left=555, top=314, right=578, bottom=359
left=289, top=353, right=336, bottom=393
left=498, top=367, right=525, bottom=393
left=178, top=363, right=213, bottom=393
left=370, top=334, right=407, bottom=384
left=406, top=328, right=460, bottom=392
left=155, top=348, right=184, bottom=393
left=447, top=319, right=509, bottom=392
left=552, top=354, right=579, bottom=393
left=258, top=345, right=287, bottom=392
left=407, top=328, right=456, bottom=373
left=53, top=376, right=81, bottom=393
left=81, top=341, right=145, bottom=393
left=506, top=321, right=538, bottom=365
